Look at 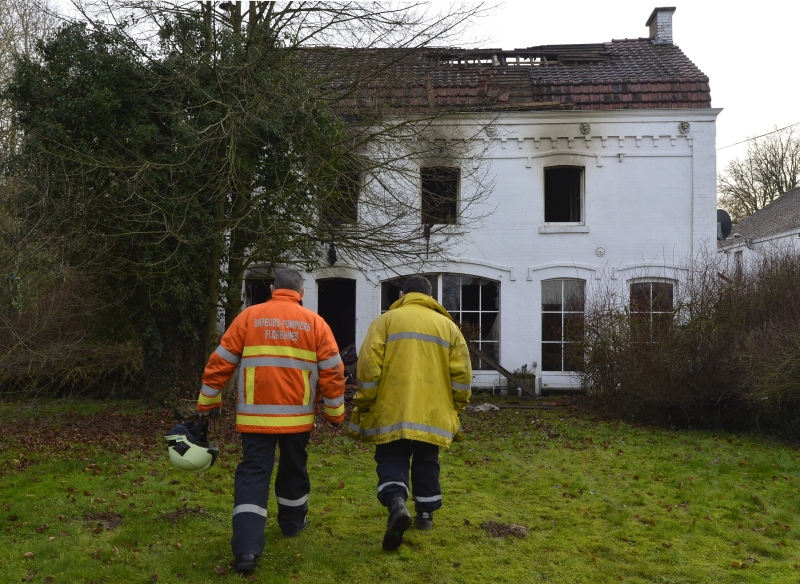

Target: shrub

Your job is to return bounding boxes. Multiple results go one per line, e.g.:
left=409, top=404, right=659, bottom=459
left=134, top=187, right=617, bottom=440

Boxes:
left=0, top=273, right=142, bottom=398
left=578, top=247, right=800, bottom=437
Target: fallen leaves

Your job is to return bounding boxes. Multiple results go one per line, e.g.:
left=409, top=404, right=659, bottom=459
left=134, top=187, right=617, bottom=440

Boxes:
left=214, top=566, right=228, bottom=575
left=23, top=551, right=34, bottom=559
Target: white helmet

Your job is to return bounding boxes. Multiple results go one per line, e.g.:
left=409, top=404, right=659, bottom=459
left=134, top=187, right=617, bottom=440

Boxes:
left=165, top=421, right=219, bottom=473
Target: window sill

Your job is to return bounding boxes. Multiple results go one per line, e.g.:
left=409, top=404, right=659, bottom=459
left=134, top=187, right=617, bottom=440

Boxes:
left=539, top=224, right=589, bottom=234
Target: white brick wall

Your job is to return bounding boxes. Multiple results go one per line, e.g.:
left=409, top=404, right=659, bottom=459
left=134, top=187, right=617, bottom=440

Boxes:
left=302, top=108, right=721, bottom=390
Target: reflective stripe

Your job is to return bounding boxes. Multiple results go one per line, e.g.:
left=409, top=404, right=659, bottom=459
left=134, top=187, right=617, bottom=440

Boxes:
left=414, top=494, right=442, bottom=503
left=276, top=494, right=309, bottom=507
left=378, top=481, right=409, bottom=494
left=216, top=345, right=241, bottom=364
left=237, top=414, right=315, bottom=427
left=317, top=353, right=342, bottom=369
left=324, top=403, right=345, bottom=417
left=233, top=504, right=267, bottom=517
left=386, top=331, right=450, bottom=349
left=357, top=379, right=379, bottom=389
left=300, top=370, right=310, bottom=405
left=451, top=381, right=471, bottom=391
left=240, top=357, right=316, bottom=371
left=324, top=395, right=345, bottom=407
left=200, top=384, right=221, bottom=397
left=348, top=421, right=454, bottom=440
left=243, top=345, right=316, bottom=362
left=198, top=393, right=221, bottom=406
left=237, top=403, right=315, bottom=415
left=244, top=367, right=254, bottom=404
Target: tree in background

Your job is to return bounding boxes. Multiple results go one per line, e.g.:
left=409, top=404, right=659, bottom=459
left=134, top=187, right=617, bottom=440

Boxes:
left=5, top=2, right=492, bottom=400
left=718, top=126, right=800, bottom=223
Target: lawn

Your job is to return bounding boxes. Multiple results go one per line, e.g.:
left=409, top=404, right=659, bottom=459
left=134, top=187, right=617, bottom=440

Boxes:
left=1, top=396, right=799, bottom=583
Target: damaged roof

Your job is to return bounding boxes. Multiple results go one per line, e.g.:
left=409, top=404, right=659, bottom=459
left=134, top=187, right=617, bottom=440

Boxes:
left=309, top=38, right=711, bottom=112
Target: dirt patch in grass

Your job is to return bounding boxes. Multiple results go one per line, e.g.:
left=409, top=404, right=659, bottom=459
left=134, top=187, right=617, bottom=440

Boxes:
left=83, top=511, right=124, bottom=530
left=480, top=521, right=528, bottom=538
left=161, top=505, right=206, bottom=523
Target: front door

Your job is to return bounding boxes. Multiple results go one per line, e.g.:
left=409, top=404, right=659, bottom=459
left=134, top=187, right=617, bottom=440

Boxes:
left=317, top=278, right=356, bottom=351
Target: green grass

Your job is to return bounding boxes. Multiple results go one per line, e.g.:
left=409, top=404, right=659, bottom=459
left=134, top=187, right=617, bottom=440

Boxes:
left=2, top=398, right=800, bottom=583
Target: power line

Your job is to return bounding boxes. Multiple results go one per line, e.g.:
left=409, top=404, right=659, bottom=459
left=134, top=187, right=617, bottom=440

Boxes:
left=717, top=121, right=800, bottom=151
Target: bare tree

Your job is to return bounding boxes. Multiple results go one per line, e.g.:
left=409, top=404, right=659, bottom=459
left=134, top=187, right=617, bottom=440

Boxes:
left=7, top=1, right=497, bottom=398
left=718, top=126, right=800, bottom=223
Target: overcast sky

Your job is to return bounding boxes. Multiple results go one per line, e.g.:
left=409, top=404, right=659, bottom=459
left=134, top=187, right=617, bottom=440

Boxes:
left=455, top=0, right=798, bottom=176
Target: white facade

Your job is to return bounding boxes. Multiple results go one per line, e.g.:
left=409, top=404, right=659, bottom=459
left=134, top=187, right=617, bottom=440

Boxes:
left=294, top=108, right=721, bottom=391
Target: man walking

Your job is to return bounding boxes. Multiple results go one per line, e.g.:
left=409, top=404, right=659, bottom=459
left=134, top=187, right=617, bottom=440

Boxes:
left=347, top=275, right=472, bottom=550
left=196, top=269, right=345, bottom=574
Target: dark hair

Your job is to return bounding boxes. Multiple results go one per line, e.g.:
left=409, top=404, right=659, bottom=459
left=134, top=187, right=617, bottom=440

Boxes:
left=273, top=269, right=304, bottom=293
left=402, top=275, right=432, bottom=296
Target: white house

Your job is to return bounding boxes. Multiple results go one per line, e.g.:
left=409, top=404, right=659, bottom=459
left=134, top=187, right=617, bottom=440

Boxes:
left=246, top=7, right=720, bottom=391
left=718, top=186, right=800, bottom=272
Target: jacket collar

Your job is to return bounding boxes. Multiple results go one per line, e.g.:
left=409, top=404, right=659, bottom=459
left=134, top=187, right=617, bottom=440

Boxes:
left=389, top=292, right=452, bottom=320
left=271, top=289, right=302, bottom=303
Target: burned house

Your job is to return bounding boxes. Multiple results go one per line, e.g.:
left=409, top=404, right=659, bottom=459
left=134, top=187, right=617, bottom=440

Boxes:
left=245, top=7, right=720, bottom=391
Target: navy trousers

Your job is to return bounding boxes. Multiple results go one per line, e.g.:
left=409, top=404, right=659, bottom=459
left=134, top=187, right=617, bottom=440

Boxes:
left=374, top=439, right=442, bottom=514
left=231, top=432, right=310, bottom=557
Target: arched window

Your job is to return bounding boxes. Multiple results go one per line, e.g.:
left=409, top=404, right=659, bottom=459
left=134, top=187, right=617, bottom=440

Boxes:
left=380, top=273, right=500, bottom=370
left=630, top=280, right=674, bottom=340
left=542, top=279, right=585, bottom=372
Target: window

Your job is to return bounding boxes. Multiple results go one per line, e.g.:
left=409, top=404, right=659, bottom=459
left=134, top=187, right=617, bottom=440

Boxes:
left=421, top=167, right=459, bottom=225
left=322, top=170, right=360, bottom=226
left=380, top=274, right=439, bottom=312
left=442, top=276, right=499, bottom=370
left=630, top=281, right=674, bottom=338
left=245, top=278, right=274, bottom=306
left=541, top=279, right=585, bottom=371
left=544, top=167, right=582, bottom=223
left=380, top=273, right=500, bottom=370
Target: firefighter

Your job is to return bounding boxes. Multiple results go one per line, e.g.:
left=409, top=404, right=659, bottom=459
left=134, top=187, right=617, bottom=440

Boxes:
left=347, top=275, right=472, bottom=550
left=197, top=269, right=345, bottom=574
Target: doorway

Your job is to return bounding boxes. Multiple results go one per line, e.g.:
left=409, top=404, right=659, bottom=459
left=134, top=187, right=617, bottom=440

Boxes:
left=317, top=278, right=356, bottom=351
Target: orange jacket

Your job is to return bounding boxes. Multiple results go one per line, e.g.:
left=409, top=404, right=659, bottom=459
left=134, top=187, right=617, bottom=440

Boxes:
left=197, top=289, right=346, bottom=433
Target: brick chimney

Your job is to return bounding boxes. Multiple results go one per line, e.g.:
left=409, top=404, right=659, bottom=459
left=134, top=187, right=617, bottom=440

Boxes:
left=646, top=7, right=676, bottom=45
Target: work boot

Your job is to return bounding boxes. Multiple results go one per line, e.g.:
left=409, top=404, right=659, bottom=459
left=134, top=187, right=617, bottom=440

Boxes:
left=282, top=516, right=309, bottom=537
left=233, top=553, right=258, bottom=574
left=382, top=496, right=411, bottom=551
left=415, top=511, right=433, bottom=530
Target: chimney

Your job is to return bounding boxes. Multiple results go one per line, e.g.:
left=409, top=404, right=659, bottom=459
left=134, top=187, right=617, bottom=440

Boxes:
left=646, top=7, right=676, bottom=44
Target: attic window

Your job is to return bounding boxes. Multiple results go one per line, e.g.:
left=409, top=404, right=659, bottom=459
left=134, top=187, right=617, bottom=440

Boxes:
left=544, top=167, right=583, bottom=223
left=421, top=166, right=459, bottom=225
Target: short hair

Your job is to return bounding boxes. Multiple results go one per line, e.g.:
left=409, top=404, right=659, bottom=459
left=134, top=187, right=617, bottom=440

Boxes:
left=273, top=269, right=304, bottom=293
left=402, top=275, right=432, bottom=296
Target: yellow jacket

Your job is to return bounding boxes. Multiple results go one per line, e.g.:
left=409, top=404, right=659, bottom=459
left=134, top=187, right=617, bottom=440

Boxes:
left=347, top=292, right=472, bottom=447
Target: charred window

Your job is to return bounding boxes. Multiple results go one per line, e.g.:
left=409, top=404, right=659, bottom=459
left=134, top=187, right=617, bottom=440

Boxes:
left=245, top=278, right=274, bottom=306
left=321, top=170, right=360, bottom=226
left=421, top=167, right=459, bottom=225
left=442, top=276, right=500, bottom=370
left=544, top=167, right=582, bottom=223
left=380, top=274, right=439, bottom=312
left=541, top=279, right=585, bottom=372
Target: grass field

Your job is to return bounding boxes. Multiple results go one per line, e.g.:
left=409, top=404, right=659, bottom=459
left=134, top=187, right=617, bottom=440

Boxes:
left=1, top=397, right=799, bottom=583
